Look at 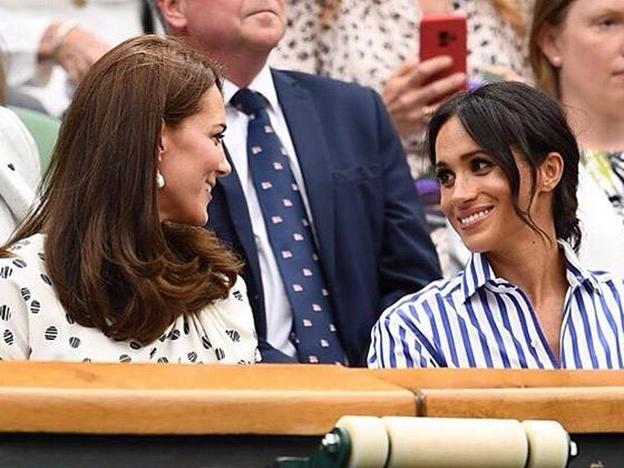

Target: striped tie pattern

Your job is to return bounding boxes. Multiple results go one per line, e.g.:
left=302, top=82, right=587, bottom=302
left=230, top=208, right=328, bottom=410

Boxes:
left=231, top=88, right=347, bottom=365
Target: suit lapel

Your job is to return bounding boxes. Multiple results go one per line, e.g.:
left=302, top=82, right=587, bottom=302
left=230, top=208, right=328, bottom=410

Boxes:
left=272, top=70, right=337, bottom=285
left=217, top=146, right=264, bottom=306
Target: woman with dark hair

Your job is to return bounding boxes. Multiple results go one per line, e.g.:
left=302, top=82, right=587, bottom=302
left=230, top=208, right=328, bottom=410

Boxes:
left=0, top=35, right=258, bottom=364
left=369, top=82, right=624, bottom=369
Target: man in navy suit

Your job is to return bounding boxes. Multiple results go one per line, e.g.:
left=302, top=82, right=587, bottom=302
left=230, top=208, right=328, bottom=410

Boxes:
left=155, top=0, right=441, bottom=366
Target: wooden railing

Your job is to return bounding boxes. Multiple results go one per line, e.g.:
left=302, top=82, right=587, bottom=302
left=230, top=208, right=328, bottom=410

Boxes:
left=1, top=361, right=623, bottom=435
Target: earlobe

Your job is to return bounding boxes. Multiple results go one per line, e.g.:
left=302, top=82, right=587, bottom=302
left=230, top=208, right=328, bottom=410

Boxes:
left=158, top=120, right=169, bottom=158
left=156, top=0, right=188, bottom=32
left=539, top=152, right=564, bottom=193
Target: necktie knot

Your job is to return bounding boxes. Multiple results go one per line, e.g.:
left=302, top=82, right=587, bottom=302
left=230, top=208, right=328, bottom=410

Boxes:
left=231, top=88, right=266, bottom=115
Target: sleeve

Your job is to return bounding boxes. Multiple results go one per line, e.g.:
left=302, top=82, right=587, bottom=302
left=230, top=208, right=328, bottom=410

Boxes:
left=371, top=89, right=442, bottom=309
left=0, top=266, right=31, bottom=360
left=0, top=106, right=41, bottom=189
left=367, top=304, right=438, bottom=369
left=0, top=107, right=40, bottom=240
left=0, top=10, right=51, bottom=86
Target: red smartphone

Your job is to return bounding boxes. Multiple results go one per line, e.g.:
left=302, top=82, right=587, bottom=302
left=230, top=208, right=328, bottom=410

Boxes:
left=419, top=14, right=467, bottom=82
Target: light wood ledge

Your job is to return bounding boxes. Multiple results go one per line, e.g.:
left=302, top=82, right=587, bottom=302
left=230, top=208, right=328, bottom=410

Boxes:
left=418, top=386, right=624, bottom=433
left=0, top=361, right=415, bottom=435
left=1, top=362, right=624, bottom=435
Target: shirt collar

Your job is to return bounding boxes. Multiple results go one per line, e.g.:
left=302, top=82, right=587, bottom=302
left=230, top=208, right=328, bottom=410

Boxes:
left=222, top=64, right=279, bottom=112
left=460, top=251, right=497, bottom=302
left=458, top=239, right=602, bottom=303
left=559, top=239, right=602, bottom=293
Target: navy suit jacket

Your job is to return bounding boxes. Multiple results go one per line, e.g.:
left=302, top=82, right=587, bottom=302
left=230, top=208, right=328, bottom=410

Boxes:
left=207, top=69, right=441, bottom=366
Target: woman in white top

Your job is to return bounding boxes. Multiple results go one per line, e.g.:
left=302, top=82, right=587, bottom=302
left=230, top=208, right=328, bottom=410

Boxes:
left=0, top=35, right=258, bottom=364
left=0, top=105, right=40, bottom=242
left=527, top=0, right=624, bottom=275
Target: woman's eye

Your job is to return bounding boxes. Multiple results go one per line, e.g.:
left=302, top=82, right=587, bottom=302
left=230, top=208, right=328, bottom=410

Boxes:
left=597, top=16, right=617, bottom=28
left=471, top=158, right=493, bottom=173
left=435, top=169, right=454, bottom=186
left=212, top=133, right=225, bottom=146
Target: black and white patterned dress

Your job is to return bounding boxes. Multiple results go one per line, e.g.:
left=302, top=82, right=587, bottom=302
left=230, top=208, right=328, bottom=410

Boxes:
left=0, top=234, right=259, bottom=364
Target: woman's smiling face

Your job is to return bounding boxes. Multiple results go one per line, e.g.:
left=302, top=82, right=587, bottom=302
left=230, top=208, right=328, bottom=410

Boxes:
left=435, top=116, right=540, bottom=254
left=157, top=85, right=231, bottom=226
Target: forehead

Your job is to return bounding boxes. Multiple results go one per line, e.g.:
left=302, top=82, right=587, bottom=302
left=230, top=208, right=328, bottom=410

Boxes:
left=434, top=116, right=481, bottom=164
left=566, top=0, right=624, bottom=16
left=183, top=85, right=225, bottom=125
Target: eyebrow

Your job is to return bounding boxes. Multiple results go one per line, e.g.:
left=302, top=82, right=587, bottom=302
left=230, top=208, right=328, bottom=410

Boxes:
left=435, top=149, right=486, bottom=168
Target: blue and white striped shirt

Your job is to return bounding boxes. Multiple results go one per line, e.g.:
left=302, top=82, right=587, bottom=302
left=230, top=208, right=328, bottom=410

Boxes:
left=368, top=241, right=624, bottom=369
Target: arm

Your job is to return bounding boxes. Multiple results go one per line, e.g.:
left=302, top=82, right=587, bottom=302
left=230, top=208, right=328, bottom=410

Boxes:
left=373, top=89, right=442, bottom=309
left=368, top=305, right=438, bottom=368
left=0, top=10, right=109, bottom=87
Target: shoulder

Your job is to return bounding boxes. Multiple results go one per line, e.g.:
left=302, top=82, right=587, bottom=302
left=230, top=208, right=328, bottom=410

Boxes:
left=0, top=106, right=38, bottom=160
left=0, top=234, right=49, bottom=286
left=0, top=106, right=40, bottom=185
left=272, top=68, right=378, bottom=101
left=590, top=270, right=624, bottom=291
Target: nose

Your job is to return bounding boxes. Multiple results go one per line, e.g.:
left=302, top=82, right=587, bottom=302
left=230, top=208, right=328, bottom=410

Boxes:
left=447, top=174, right=478, bottom=206
left=217, top=150, right=232, bottom=177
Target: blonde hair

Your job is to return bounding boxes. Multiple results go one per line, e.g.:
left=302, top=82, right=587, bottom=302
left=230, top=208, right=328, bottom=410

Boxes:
left=490, top=0, right=526, bottom=35
left=528, top=0, right=574, bottom=98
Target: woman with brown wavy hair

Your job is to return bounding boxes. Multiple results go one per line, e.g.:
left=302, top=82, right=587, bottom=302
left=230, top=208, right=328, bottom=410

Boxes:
left=0, top=35, right=258, bottom=364
left=527, top=0, right=624, bottom=275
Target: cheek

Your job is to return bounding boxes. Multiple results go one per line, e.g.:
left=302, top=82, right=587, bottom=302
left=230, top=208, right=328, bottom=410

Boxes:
left=439, top=188, right=453, bottom=217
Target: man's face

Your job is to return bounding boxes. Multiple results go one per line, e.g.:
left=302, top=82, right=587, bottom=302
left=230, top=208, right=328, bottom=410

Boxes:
left=164, top=0, right=286, bottom=55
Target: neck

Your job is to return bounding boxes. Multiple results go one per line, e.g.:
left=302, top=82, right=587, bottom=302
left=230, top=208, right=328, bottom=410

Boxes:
left=563, top=96, right=624, bottom=152
left=224, top=56, right=268, bottom=88
left=486, top=233, right=567, bottom=306
left=209, top=47, right=269, bottom=88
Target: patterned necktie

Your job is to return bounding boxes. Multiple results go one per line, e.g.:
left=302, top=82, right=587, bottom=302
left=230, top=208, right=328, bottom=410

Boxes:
left=231, top=88, right=347, bottom=365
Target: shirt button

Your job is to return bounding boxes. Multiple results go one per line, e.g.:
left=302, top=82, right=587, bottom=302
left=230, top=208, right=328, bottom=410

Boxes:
left=530, top=340, right=538, bottom=349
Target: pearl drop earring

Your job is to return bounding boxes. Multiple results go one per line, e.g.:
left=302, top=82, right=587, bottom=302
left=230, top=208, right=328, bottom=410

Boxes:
left=156, top=169, right=165, bottom=189
left=551, top=56, right=562, bottom=67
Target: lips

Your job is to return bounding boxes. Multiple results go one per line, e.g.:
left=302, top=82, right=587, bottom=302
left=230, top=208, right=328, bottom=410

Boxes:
left=246, top=8, right=278, bottom=17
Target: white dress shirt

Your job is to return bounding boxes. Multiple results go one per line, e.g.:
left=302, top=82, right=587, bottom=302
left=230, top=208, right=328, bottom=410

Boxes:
left=222, top=64, right=316, bottom=357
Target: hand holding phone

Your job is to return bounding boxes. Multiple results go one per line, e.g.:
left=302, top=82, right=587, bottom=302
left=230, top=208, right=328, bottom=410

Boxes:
left=381, top=14, right=468, bottom=138
left=419, top=13, right=467, bottom=83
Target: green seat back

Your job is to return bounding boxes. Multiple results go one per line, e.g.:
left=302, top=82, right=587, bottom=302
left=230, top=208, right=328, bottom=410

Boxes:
left=9, top=106, right=61, bottom=173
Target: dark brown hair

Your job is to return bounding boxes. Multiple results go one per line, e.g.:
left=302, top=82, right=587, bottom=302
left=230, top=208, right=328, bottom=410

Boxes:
left=427, top=81, right=581, bottom=251
left=1, top=35, right=242, bottom=344
left=529, top=0, right=575, bottom=98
